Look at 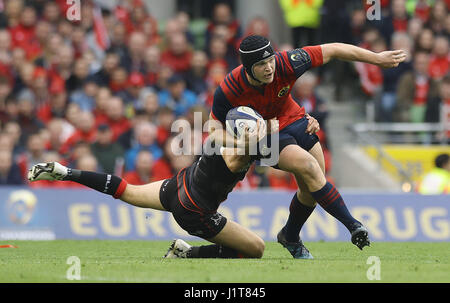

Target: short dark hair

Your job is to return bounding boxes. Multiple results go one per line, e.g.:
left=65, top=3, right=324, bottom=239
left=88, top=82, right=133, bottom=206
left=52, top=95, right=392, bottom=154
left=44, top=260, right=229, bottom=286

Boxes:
left=435, top=153, right=449, bottom=168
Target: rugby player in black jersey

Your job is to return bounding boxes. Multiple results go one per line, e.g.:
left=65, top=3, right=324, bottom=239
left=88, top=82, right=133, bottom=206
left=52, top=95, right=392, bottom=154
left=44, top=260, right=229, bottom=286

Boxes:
left=28, top=116, right=320, bottom=259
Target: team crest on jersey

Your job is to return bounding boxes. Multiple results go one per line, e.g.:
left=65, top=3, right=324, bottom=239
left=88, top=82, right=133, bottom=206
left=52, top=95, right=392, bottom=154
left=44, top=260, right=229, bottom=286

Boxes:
left=278, top=85, right=290, bottom=97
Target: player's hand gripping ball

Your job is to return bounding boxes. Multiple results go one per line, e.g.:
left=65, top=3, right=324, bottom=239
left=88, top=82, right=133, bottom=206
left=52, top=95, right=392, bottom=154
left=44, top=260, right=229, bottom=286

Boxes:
left=225, top=106, right=265, bottom=140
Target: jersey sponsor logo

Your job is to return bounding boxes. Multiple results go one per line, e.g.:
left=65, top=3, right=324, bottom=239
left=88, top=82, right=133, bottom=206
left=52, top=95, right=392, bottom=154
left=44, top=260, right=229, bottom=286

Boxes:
left=290, top=51, right=304, bottom=61
left=211, top=213, right=222, bottom=226
left=277, top=85, right=290, bottom=97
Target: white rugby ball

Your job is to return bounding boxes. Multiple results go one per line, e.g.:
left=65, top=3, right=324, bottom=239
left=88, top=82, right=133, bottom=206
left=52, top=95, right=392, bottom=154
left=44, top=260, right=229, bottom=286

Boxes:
left=225, top=106, right=263, bottom=138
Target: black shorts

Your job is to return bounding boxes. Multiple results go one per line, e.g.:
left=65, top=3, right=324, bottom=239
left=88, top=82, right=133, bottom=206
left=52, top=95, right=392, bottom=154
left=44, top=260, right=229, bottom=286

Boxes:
left=159, top=170, right=227, bottom=239
left=272, top=117, right=320, bottom=169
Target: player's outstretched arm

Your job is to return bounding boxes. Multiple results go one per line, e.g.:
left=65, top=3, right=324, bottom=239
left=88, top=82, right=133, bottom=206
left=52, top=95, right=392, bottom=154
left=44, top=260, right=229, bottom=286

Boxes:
left=320, top=43, right=406, bottom=68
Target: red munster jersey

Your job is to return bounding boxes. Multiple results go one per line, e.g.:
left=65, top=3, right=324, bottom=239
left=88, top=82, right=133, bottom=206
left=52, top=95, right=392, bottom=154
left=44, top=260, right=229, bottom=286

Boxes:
left=211, top=46, right=323, bottom=130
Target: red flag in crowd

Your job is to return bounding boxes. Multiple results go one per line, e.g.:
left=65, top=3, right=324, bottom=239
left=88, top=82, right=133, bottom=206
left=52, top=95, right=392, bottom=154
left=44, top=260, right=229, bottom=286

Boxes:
left=93, top=5, right=110, bottom=50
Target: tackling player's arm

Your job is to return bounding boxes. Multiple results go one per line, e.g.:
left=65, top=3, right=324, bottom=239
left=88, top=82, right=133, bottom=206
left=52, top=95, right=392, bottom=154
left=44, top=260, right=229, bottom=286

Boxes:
left=219, top=120, right=265, bottom=173
left=320, top=43, right=407, bottom=68
left=207, top=113, right=239, bottom=148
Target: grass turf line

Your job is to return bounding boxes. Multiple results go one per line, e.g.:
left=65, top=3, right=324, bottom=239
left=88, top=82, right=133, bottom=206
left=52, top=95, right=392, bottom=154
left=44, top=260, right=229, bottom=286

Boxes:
left=0, top=240, right=448, bottom=283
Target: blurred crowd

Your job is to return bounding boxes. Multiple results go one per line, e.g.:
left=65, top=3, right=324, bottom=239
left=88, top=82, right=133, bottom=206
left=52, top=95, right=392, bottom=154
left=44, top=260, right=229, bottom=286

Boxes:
left=0, top=0, right=448, bottom=189
left=318, top=0, right=449, bottom=133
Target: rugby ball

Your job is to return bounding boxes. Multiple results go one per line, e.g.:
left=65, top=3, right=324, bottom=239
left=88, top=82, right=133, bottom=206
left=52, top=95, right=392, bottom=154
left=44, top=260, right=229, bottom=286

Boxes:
left=225, top=106, right=263, bottom=138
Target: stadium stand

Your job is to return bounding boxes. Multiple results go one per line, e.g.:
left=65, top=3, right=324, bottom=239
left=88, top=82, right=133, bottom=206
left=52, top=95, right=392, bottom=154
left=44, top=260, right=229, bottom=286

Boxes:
left=0, top=0, right=448, bottom=193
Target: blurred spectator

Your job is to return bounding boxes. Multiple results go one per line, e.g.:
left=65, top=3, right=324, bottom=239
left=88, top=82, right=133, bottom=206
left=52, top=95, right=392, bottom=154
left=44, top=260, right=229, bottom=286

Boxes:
left=96, top=96, right=132, bottom=141
left=158, top=74, right=197, bottom=117
left=0, top=149, right=24, bottom=185
left=38, top=76, right=68, bottom=123
left=66, top=58, right=90, bottom=92
left=17, top=132, right=46, bottom=178
left=123, top=31, right=147, bottom=72
left=143, top=45, right=161, bottom=87
left=9, top=4, right=41, bottom=61
left=372, top=0, right=409, bottom=46
left=161, top=32, right=193, bottom=74
left=92, top=50, right=120, bottom=87
left=44, top=118, right=74, bottom=153
left=3, top=120, right=23, bottom=155
left=354, top=37, right=385, bottom=98
left=201, top=60, right=228, bottom=108
left=123, top=150, right=154, bottom=185
left=0, top=132, right=14, bottom=153
left=175, top=11, right=195, bottom=46
left=428, top=35, right=449, bottom=80
left=59, top=110, right=97, bottom=155
left=0, top=76, right=12, bottom=111
left=125, top=121, right=162, bottom=171
left=139, top=88, right=159, bottom=120
left=425, top=74, right=450, bottom=142
left=153, top=64, right=174, bottom=92
left=117, top=71, right=146, bottom=109
left=292, top=71, right=329, bottom=147
left=90, top=124, right=124, bottom=174
left=408, top=18, right=424, bottom=43
left=205, top=2, right=241, bottom=61
left=109, top=66, right=128, bottom=93
left=149, top=135, right=177, bottom=181
left=117, top=108, right=152, bottom=151
left=76, top=153, right=99, bottom=172
left=396, top=51, right=440, bottom=122
left=155, top=106, right=175, bottom=147
left=46, top=43, right=74, bottom=81
left=69, top=76, right=99, bottom=112
left=418, top=153, right=450, bottom=194
left=427, top=0, right=447, bottom=35
left=16, top=89, right=45, bottom=146
left=279, top=0, right=323, bottom=47
left=208, top=36, right=237, bottom=72
left=185, top=50, right=208, bottom=95
left=377, top=32, right=413, bottom=122
left=415, top=28, right=435, bottom=53
left=92, top=86, right=111, bottom=122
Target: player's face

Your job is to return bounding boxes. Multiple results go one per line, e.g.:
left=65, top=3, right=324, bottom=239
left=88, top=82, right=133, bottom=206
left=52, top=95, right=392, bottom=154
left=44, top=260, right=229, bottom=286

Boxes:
left=252, top=56, right=275, bottom=84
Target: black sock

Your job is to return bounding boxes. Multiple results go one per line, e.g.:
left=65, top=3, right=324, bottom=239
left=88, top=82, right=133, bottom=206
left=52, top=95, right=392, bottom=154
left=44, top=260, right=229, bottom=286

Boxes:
left=283, top=194, right=315, bottom=242
left=311, top=182, right=361, bottom=232
left=64, top=169, right=127, bottom=199
left=188, top=245, right=242, bottom=258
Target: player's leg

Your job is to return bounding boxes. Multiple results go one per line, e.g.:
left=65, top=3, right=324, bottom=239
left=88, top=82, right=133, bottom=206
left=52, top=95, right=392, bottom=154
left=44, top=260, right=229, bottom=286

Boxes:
left=281, top=142, right=325, bottom=242
left=28, top=162, right=166, bottom=210
left=278, top=144, right=370, bottom=249
left=166, top=220, right=265, bottom=259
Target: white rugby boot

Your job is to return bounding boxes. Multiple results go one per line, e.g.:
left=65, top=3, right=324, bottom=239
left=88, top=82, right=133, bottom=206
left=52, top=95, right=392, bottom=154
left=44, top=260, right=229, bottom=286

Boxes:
left=163, top=239, right=192, bottom=258
left=27, top=162, right=68, bottom=182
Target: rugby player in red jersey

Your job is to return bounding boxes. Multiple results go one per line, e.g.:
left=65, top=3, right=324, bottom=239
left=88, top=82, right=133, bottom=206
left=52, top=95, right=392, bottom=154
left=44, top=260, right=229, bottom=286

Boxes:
left=208, top=35, right=407, bottom=258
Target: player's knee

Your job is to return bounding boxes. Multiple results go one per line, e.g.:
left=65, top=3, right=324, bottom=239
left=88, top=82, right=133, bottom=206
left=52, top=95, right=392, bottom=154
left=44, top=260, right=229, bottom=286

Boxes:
left=248, top=238, right=265, bottom=258
left=292, top=158, right=321, bottom=179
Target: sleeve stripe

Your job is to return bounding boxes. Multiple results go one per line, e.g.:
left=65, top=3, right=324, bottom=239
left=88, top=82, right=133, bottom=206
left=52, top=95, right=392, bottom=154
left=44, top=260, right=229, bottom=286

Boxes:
left=226, top=74, right=242, bottom=94
left=279, top=53, right=288, bottom=76
left=223, top=77, right=239, bottom=97
left=229, top=73, right=243, bottom=93
left=275, top=54, right=282, bottom=76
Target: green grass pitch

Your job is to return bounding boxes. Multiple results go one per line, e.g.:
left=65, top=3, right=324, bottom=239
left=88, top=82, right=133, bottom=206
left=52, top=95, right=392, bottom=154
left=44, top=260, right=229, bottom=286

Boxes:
left=0, top=240, right=449, bottom=283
